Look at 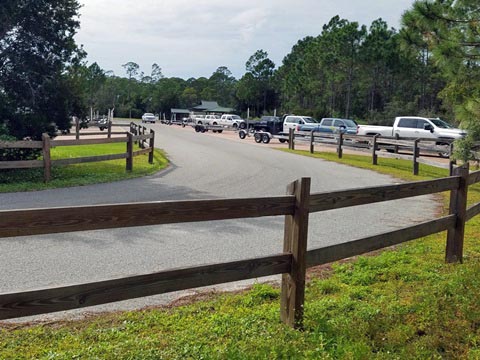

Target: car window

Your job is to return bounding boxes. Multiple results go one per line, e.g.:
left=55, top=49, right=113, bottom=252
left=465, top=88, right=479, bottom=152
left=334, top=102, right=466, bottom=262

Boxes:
left=397, top=118, right=418, bottom=128
left=334, top=120, right=344, bottom=127
left=343, top=120, right=357, bottom=127
left=303, top=118, right=315, bottom=124
left=322, top=119, right=333, bottom=126
left=430, top=119, right=453, bottom=128
left=417, top=119, right=429, bottom=129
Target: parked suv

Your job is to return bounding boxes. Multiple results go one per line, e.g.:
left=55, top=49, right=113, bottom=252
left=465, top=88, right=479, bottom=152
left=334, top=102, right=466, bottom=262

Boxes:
left=282, top=115, right=317, bottom=133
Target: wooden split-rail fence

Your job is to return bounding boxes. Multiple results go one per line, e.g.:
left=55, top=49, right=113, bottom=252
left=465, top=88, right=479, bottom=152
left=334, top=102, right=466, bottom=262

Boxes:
left=0, top=123, right=155, bottom=182
left=286, top=129, right=457, bottom=176
left=0, top=164, right=479, bottom=329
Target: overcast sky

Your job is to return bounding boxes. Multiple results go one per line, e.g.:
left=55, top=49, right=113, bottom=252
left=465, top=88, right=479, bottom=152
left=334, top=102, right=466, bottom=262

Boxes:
left=75, top=0, right=415, bottom=80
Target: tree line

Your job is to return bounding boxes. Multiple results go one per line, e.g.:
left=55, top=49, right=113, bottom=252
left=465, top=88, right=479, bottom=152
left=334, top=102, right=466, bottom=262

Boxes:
left=0, top=0, right=478, bottom=159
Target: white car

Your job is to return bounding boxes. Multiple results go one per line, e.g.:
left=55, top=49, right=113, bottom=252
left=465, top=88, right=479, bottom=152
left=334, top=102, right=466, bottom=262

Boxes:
left=141, top=113, right=157, bottom=123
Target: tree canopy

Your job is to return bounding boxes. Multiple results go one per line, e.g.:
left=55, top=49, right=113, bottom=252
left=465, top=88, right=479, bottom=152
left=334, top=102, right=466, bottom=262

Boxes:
left=0, top=0, right=84, bottom=140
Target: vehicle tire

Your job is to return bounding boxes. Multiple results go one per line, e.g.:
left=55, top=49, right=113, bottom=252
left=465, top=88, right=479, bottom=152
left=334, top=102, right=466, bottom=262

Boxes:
left=217, top=130, right=223, bottom=133
left=233, top=123, right=238, bottom=130
left=254, top=133, right=262, bottom=143
left=279, top=139, right=286, bottom=143
left=437, top=142, right=450, bottom=158
left=239, top=130, right=247, bottom=139
left=212, top=130, right=217, bottom=133
left=201, top=128, right=206, bottom=133
left=239, top=122, right=246, bottom=129
left=195, top=125, right=201, bottom=133
left=212, top=122, right=218, bottom=126
left=262, top=134, right=270, bottom=144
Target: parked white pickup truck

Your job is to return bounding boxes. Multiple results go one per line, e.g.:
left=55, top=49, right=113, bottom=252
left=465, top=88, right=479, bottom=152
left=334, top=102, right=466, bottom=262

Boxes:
left=218, top=114, right=246, bottom=129
left=357, top=117, right=466, bottom=142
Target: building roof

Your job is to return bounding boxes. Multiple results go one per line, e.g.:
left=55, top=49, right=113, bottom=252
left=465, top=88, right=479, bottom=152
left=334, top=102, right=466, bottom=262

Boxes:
left=191, top=100, right=235, bottom=113
left=192, top=101, right=220, bottom=111
left=171, top=108, right=191, bottom=114
left=209, top=106, right=235, bottom=113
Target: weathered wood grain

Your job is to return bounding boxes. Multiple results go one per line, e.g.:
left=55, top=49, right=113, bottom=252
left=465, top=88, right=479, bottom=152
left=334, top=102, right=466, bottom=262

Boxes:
left=466, top=202, right=480, bottom=222
left=132, top=148, right=152, bottom=157
left=132, top=134, right=153, bottom=142
left=468, top=170, right=480, bottom=185
left=446, top=164, right=469, bottom=263
left=0, top=160, right=44, bottom=169
left=0, top=253, right=292, bottom=320
left=0, top=196, right=296, bottom=238
left=281, top=178, right=310, bottom=329
left=0, top=141, right=42, bottom=149
left=309, top=177, right=458, bottom=213
left=306, top=215, right=455, bottom=267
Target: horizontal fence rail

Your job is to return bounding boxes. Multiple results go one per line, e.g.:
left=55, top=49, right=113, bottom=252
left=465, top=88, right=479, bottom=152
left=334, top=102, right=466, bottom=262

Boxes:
left=1, top=165, right=479, bottom=327
left=309, top=177, right=460, bottom=212
left=0, top=196, right=296, bottom=238
left=0, top=253, right=292, bottom=319
left=0, top=123, right=155, bottom=182
left=307, top=215, right=456, bottom=267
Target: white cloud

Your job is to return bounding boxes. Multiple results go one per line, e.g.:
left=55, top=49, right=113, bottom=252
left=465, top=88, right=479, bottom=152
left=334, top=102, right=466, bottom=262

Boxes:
left=75, top=0, right=415, bottom=79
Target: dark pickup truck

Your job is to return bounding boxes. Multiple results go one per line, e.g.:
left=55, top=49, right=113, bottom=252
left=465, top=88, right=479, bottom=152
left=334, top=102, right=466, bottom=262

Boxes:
left=252, top=116, right=283, bottom=135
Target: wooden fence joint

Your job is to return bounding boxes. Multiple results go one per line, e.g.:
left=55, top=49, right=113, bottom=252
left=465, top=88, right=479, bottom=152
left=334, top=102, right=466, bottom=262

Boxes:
left=446, top=163, right=469, bottom=263
left=281, top=177, right=311, bottom=329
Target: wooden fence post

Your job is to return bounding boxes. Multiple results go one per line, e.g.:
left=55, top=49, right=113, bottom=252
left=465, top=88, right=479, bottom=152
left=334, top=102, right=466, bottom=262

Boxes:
left=281, top=177, right=311, bottom=329
left=42, top=133, right=51, bottom=182
left=75, top=119, right=80, bottom=140
left=107, top=121, right=112, bottom=139
left=372, top=135, right=379, bottom=165
left=142, top=126, right=147, bottom=149
left=310, top=131, right=314, bottom=154
left=337, top=132, right=343, bottom=159
left=288, top=128, right=295, bottom=150
left=449, top=143, right=456, bottom=176
left=149, top=129, right=155, bottom=164
left=413, top=139, right=420, bottom=175
left=446, top=163, right=469, bottom=263
left=126, top=132, right=133, bottom=171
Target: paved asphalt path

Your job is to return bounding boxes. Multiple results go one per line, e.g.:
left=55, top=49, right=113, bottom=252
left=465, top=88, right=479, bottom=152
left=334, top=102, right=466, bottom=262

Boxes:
left=0, top=123, right=438, bottom=321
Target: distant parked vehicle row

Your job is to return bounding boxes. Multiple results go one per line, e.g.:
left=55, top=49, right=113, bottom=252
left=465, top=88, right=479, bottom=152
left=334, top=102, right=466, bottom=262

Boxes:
left=189, top=114, right=247, bottom=129
left=299, top=118, right=358, bottom=134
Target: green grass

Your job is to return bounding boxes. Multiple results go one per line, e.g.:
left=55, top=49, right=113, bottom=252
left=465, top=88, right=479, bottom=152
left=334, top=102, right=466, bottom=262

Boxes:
left=0, top=143, right=168, bottom=192
left=1, top=151, right=480, bottom=359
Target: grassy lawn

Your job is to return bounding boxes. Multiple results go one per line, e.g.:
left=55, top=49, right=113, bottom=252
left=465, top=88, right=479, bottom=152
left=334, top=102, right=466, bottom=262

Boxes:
left=0, top=143, right=168, bottom=193
left=1, top=151, right=479, bottom=359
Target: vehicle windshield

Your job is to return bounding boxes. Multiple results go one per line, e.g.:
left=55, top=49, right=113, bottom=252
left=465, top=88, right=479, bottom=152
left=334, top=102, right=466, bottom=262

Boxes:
left=429, top=118, right=454, bottom=129
left=144, top=113, right=154, bottom=116
left=343, top=120, right=357, bottom=127
left=303, top=117, right=317, bottom=123
left=230, top=115, right=242, bottom=120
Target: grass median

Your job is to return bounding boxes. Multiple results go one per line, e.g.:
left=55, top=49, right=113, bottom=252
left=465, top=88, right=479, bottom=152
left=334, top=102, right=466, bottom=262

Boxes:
left=1, top=151, right=479, bottom=359
left=0, top=143, right=168, bottom=193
